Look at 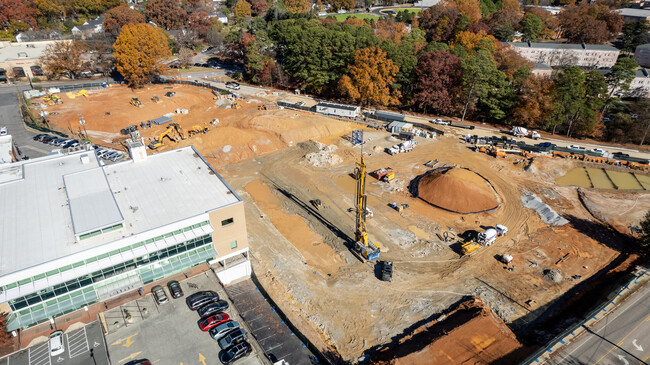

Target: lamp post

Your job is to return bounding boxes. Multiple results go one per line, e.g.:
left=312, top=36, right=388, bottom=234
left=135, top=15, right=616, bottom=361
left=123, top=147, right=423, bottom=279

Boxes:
left=79, top=114, right=89, bottom=140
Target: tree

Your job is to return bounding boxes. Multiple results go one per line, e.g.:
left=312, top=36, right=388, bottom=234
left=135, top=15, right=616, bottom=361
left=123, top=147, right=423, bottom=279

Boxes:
left=178, top=47, right=193, bottom=66
left=461, top=48, right=513, bottom=121
left=412, top=50, right=462, bottom=114
left=493, top=44, right=532, bottom=81
left=284, top=0, right=310, bottom=13
left=113, top=23, right=171, bottom=87
left=619, top=20, right=650, bottom=53
left=558, top=4, right=623, bottom=43
left=512, top=75, right=554, bottom=128
left=251, top=0, right=269, bottom=16
left=605, top=57, right=638, bottom=98
left=103, top=5, right=146, bottom=36
left=419, top=3, right=463, bottom=43
left=485, top=9, right=522, bottom=41
left=525, top=7, right=559, bottom=40
left=328, top=0, right=355, bottom=11
left=446, top=0, right=481, bottom=24
left=146, top=0, right=187, bottom=30
left=0, top=312, right=12, bottom=347
left=521, top=13, right=543, bottom=42
left=187, top=10, right=212, bottom=38
left=640, top=211, right=650, bottom=247
left=0, top=0, right=39, bottom=34
left=452, top=30, right=497, bottom=57
left=40, top=41, right=85, bottom=79
left=234, top=0, right=252, bottom=20
left=500, top=0, right=521, bottom=14
left=373, top=18, right=409, bottom=45
left=338, top=47, right=400, bottom=106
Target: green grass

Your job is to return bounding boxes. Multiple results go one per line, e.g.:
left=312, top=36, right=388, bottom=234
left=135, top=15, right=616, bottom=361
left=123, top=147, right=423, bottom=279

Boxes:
left=326, top=13, right=380, bottom=21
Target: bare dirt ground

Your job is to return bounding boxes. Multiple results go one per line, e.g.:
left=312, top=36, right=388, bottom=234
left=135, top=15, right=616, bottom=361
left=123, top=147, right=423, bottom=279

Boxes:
left=31, top=85, right=649, bottom=363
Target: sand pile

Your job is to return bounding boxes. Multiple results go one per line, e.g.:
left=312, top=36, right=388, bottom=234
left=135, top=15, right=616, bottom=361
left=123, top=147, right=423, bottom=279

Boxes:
left=304, top=141, right=342, bottom=167
left=417, top=168, right=499, bottom=214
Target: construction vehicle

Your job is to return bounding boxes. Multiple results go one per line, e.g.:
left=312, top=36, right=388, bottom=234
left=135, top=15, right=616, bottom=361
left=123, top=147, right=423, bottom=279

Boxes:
left=187, top=125, right=209, bottom=137
left=388, top=140, right=417, bottom=155
left=75, top=89, right=88, bottom=98
left=151, top=96, right=160, bottom=103
left=120, top=125, right=139, bottom=135
left=371, top=167, right=395, bottom=182
left=511, top=126, right=540, bottom=140
left=353, top=152, right=381, bottom=261
left=461, top=241, right=481, bottom=256
left=148, top=123, right=185, bottom=149
left=310, top=199, right=322, bottom=209
left=130, top=97, right=143, bottom=107
left=477, top=224, right=508, bottom=246
left=232, top=102, right=241, bottom=109
left=43, top=94, right=62, bottom=105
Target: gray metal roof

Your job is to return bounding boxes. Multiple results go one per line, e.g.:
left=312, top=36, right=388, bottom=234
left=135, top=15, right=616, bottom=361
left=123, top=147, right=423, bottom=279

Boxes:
left=0, top=146, right=240, bottom=277
left=534, top=63, right=553, bottom=70
left=63, top=165, right=123, bottom=236
left=507, top=42, right=618, bottom=51
left=151, top=116, right=173, bottom=125
left=616, top=8, right=650, bottom=18
left=374, top=110, right=405, bottom=121
left=317, top=102, right=359, bottom=111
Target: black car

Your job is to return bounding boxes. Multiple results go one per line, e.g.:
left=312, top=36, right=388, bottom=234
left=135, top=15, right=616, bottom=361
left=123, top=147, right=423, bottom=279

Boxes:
left=186, top=290, right=219, bottom=310
left=197, top=300, right=229, bottom=318
left=41, top=135, right=55, bottom=143
left=219, top=341, right=252, bottom=364
left=380, top=261, right=393, bottom=282
left=167, top=280, right=183, bottom=298
left=62, top=140, right=79, bottom=148
left=165, top=91, right=175, bottom=97
left=613, top=152, right=630, bottom=158
left=33, top=134, right=47, bottom=141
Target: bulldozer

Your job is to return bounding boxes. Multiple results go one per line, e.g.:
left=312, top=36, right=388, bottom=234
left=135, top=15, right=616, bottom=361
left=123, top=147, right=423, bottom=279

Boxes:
left=148, top=123, right=185, bottom=149
left=232, top=102, right=241, bottom=109
left=130, top=97, right=143, bottom=108
left=187, top=125, right=209, bottom=137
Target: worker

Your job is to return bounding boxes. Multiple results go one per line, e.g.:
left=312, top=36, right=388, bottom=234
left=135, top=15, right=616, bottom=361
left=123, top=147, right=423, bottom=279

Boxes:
left=147, top=120, right=152, bottom=128
left=140, top=122, right=145, bottom=129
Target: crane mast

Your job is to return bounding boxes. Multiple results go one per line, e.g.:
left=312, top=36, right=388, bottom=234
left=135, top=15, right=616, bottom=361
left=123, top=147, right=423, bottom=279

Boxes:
left=353, top=148, right=380, bottom=261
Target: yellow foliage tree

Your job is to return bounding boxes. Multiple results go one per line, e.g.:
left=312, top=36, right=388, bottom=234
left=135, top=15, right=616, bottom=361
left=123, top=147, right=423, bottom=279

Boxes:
left=453, top=30, right=498, bottom=57
left=233, top=0, right=252, bottom=20
left=113, top=23, right=171, bottom=87
left=444, top=0, right=481, bottom=23
left=284, top=0, right=310, bottom=13
left=338, top=47, right=401, bottom=106
left=501, top=0, right=521, bottom=13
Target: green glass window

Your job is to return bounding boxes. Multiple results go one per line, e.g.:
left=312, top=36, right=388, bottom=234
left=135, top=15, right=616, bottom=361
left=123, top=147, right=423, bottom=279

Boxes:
left=46, top=269, right=59, bottom=277
left=5, top=282, right=17, bottom=289
left=33, top=273, right=46, bottom=281
left=18, top=278, right=31, bottom=286
left=221, top=218, right=234, bottom=227
left=97, top=253, right=109, bottom=260
left=73, top=261, right=84, bottom=268
left=59, top=265, right=73, bottom=272
left=85, top=257, right=97, bottom=264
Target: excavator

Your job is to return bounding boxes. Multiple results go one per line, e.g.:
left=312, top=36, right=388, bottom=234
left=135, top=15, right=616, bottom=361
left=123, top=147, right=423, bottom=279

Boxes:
left=353, top=152, right=381, bottom=261
left=148, top=123, right=185, bottom=149
left=187, top=125, right=209, bottom=137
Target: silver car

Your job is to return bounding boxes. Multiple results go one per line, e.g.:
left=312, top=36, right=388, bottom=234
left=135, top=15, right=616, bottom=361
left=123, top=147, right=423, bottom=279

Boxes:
left=218, top=327, right=247, bottom=350
left=209, top=320, right=239, bottom=341
left=152, top=285, right=168, bottom=304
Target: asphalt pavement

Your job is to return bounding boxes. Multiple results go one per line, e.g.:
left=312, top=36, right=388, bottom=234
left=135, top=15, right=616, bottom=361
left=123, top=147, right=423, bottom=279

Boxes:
left=0, top=85, right=52, bottom=159
left=547, top=278, right=650, bottom=365
left=0, top=321, right=109, bottom=365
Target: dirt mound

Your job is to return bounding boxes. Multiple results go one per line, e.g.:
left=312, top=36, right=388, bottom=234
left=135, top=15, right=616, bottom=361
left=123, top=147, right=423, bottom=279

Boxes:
left=417, top=168, right=499, bottom=214
left=372, top=297, right=528, bottom=365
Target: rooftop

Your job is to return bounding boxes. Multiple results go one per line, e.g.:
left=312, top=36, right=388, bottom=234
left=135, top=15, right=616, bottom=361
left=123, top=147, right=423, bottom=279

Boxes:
left=534, top=63, right=553, bottom=70
left=317, top=102, right=359, bottom=111
left=0, top=135, right=12, bottom=164
left=0, top=41, right=57, bottom=62
left=507, top=42, right=619, bottom=51
left=0, top=146, right=240, bottom=279
left=616, top=8, right=650, bottom=17
left=637, top=43, right=650, bottom=49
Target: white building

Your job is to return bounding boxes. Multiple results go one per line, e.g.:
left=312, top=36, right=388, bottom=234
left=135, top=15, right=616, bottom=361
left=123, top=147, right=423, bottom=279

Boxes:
left=0, top=146, right=251, bottom=331
left=0, top=40, right=57, bottom=81
left=71, top=17, right=104, bottom=39
left=316, top=102, right=360, bottom=118
left=507, top=41, right=620, bottom=68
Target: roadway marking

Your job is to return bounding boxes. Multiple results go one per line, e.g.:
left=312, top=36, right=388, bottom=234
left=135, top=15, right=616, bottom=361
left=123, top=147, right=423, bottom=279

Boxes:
left=633, top=339, right=644, bottom=352
left=118, top=352, right=142, bottom=363
left=619, top=355, right=629, bottom=365
left=111, top=332, right=139, bottom=348
left=593, top=315, right=650, bottom=364
left=199, top=353, right=206, bottom=365
left=66, top=326, right=89, bottom=358
left=27, top=342, right=50, bottom=365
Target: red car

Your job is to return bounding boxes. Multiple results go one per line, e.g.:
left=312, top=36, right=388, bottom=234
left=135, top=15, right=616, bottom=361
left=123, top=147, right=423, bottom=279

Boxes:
left=198, top=313, right=230, bottom=331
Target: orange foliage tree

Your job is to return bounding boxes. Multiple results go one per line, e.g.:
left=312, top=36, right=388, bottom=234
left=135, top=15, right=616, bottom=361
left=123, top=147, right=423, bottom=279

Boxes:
left=40, top=41, right=85, bottom=80
left=113, top=23, right=171, bottom=87
left=284, top=0, right=310, bottom=13
left=338, top=47, right=401, bottom=106
left=444, top=0, right=480, bottom=23
left=372, top=18, right=409, bottom=45
left=103, top=5, right=145, bottom=36
left=453, top=30, right=498, bottom=57
left=500, top=0, right=521, bottom=14
left=512, top=75, right=554, bottom=128
left=234, top=0, right=252, bottom=20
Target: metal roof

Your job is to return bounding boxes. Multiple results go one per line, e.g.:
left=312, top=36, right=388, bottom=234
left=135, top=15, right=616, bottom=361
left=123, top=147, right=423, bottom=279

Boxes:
left=317, top=102, right=359, bottom=111
left=151, top=116, right=173, bottom=125
left=0, top=146, right=240, bottom=278
left=534, top=63, right=553, bottom=70
left=616, top=8, right=650, bottom=18
left=507, top=42, right=618, bottom=51
left=374, top=110, right=405, bottom=121
left=0, top=41, right=55, bottom=62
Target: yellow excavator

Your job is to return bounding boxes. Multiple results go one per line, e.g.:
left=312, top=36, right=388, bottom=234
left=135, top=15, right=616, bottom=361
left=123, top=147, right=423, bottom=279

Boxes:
left=148, top=123, right=185, bottom=149
left=353, top=152, right=380, bottom=261
left=187, top=125, right=209, bottom=137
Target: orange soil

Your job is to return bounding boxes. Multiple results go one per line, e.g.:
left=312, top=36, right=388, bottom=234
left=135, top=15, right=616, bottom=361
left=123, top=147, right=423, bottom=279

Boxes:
left=418, top=167, right=500, bottom=214
left=244, top=179, right=344, bottom=276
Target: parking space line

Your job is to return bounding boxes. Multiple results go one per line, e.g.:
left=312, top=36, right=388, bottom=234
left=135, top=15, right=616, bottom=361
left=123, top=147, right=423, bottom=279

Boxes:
left=67, top=326, right=90, bottom=358
left=27, top=342, right=51, bottom=365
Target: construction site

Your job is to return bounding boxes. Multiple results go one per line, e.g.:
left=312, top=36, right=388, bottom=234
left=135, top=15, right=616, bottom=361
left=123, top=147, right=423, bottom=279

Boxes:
left=28, top=83, right=649, bottom=363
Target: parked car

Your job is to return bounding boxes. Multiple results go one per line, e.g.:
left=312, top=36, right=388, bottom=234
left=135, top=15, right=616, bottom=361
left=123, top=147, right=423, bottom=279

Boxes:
left=613, top=151, right=630, bottom=158
left=109, top=153, right=124, bottom=162
left=194, top=63, right=203, bottom=67
left=380, top=261, right=393, bottom=282
left=124, top=361, right=152, bottom=365
left=165, top=91, right=176, bottom=97
left=167, top=280, right=184, bottom=298
left=209, top=320, right=239, bottom=341
left=431, top=119, right=449, bottom=126
left=41, top=135, right=55, bottom=143
left=152, top=285, right=168, bottom=304
left=198, top=300, right=229, bottom=318
left=225, top=81, right=240, bottom=90
left=33, top=134, right=47, bottom=141
left=589, top=148, right=608, bottom=156
left=567, top=145, right=586, bottom=151
left=102, top=151, right=118, bottom=160
left=62, top=140, right=79, bottom=148
left=186, top=290, right=219, bottom=310
left=537, top=142, right=556, bottom=149
left=0, top=127, right=6, bottom=136
left=49, top=138, right=64, bottom=145
left=198, top=313, right=230, bottom=331
left=218, top=328, right=247, bottom=350
left=49, top=330, right=65, bottom=356
left=219, top=341, right=252, bottom=364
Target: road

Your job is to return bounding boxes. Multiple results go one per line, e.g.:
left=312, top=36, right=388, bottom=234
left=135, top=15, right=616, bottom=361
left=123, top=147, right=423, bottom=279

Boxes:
left=0, top=85, right=52, bottom=159
left=547, top=277, right=650, bottom=365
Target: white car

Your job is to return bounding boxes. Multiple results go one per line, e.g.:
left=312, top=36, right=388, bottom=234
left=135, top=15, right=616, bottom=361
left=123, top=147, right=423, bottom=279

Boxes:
left=431, top=119, right=449, bottom=125
left=0, top=127, right=7, bottom=135
left=49, top=330, right=65, bottom=356
left=590, top=148, right=608, bottom=156
left=567, top=145, right=586, bottom=151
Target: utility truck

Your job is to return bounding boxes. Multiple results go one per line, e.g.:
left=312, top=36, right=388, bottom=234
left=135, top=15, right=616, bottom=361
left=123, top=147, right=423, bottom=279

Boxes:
left=511, top=126, right=540, bottom=140
left=388, top=140, right=417, bottom=155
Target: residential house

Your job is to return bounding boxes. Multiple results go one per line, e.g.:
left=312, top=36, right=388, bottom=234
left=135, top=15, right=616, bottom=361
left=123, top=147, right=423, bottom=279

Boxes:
left=71, top=17, right=104, bottom=39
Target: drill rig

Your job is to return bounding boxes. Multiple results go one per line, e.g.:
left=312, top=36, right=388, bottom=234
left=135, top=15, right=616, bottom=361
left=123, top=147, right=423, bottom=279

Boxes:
left=353, top=152, right=381, bottom=261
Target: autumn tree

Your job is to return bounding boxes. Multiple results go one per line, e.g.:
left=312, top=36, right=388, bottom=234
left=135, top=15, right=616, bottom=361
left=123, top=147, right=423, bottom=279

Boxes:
left=525, top=7, right=559, bottom=40
left=493, top=44, right=532, bottom=81
left=500, top=0, right=521, bottom=13
left=146, top=0, right=187, bottom=30
left=187, top=10, right=212, bottom=38
left=373, top=18, right=409, bottom=45
left=412, top=50, right=462, bottom=114
left=453, top=30, right=497, bottom=57
left=251, top=0, right=269, bottom=16
left=40, top=41, right=85, bottom=79
left=640, top=211, right=650, bottom=248
left=113, top=23, right=171, bottom=87
left=558, top=3, right=623, bottom=43
left=485, top=9, right=522, bottom=42
left=512, top=75, right=554, bottom=128
left=284, top=0, right=310, bottom=13
left=327, top=0, right=355, bottom=11
left=103, top=5, right=146, bottom=36
left=338, top=47, right=400, bottom=106
left=0, top=0, right=39, bottom=35
left=419, top=4, right=465, bottom=43
left=234, top=0, right=252, bottom=20
left=445, top=0, right=481, bottom=24
left=0, top=312, right=12, bottom=347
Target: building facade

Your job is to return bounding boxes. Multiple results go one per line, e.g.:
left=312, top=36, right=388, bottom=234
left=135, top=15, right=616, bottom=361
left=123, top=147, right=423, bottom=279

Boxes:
left=532, top=63, right=553, bottom=77
left=616, top=8, right=650, bottom=22
left=507, top=42, right=620, bottom=68
left=316, top=102, right=360, bottom=118
left=0, top=146, right=250, bottom=331
left=0, top=40, right=57, bottom=81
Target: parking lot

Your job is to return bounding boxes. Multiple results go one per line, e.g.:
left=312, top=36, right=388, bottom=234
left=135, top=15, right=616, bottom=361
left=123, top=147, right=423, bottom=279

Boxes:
left=105, top=273, right=266, bottom=365
left=0, top=321, right=109, bottom=365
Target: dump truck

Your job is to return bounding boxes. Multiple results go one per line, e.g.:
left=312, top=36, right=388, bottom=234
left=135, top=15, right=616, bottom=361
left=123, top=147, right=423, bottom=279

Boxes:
left=388, top=140, right=417, bottom=155
left=477, top=224, right=508, bottom=246
left=371, top=167, right=395, bottom=182
left=511, top=126, right=540, bottom=140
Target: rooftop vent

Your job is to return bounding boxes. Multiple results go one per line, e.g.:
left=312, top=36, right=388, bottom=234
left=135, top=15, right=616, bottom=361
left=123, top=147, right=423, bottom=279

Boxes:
left=80, top=154, right=90, bottom=164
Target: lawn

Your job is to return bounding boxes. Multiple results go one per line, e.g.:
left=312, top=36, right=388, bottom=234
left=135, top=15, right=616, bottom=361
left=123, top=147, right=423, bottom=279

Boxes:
left=325, top=13, right=380, bottom=21
left=385, top=7, right=422, bottom=14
